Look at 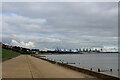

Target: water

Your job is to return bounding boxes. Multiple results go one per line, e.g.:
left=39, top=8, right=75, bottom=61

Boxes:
left=39, top=53, right=119, bottom=77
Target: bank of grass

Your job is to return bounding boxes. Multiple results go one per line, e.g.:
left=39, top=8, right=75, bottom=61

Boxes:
left=2, top=48, right=21, bottom=61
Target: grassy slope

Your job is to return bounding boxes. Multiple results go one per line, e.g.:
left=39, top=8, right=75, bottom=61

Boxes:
left=0, top=47, right=1, bottom=59
left=2, top=48, right=20, bottom=60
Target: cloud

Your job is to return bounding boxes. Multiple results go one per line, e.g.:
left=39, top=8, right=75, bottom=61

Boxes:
left=11, top=40, right=35, bottom=48
left=2, top=2, right=118, bottom=50
left=3, top=13, right=47, bottom=33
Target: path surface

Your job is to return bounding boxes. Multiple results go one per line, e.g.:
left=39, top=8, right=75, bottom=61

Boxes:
left=3, top=55, right=99, bottom=78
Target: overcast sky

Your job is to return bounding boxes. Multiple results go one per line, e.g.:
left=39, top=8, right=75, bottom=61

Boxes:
left=2, top=2, right=118, bottom=50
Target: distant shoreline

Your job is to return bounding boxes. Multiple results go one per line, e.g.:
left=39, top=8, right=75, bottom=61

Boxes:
left=99, top=52, right=119, bottom=53
left=38, top=51, right=119, bottom=55
left=35, top=52, right=119, bottom=55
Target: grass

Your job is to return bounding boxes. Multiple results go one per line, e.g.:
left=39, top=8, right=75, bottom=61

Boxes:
left=2, top=48, right=21, bottom=61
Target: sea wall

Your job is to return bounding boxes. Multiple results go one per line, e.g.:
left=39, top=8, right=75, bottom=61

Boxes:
left=34, top=55, right=119, bottom=80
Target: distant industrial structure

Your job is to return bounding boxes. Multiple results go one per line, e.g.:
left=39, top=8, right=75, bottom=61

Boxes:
left=1, top=42, right=118, bottom=54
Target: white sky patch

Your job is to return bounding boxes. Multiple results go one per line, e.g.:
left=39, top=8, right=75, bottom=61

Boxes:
left=11, top=34, right=61, bottom=43
left=42, top=48, right=55, bottom=51
left=11, top=40, right=35, bottom=48
left=103, top=46, right=118, bottom=52
left=4, top=14, right=46, bottom=24
left=3, top=13, right=47, bottom=33
left=2, top=13, right=59, bottom=35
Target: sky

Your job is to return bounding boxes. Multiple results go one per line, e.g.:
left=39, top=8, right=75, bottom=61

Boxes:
left=1, top=2, right=118, bottom=51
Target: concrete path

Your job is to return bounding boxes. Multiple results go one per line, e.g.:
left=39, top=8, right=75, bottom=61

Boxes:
left=2, top=55, right=99, bottom=78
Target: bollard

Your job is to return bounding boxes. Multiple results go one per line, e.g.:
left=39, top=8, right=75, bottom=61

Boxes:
left=90, top=68, right=92, bottom=71
left=110, top=69, right=112, bottom=72
left=98, top=68, right=100, bottom=72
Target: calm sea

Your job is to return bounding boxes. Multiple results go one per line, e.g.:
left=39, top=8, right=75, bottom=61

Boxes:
left=39, top=53, right=119, bottom=77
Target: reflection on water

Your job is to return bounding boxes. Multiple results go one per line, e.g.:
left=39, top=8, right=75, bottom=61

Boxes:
left=39, top=53, right=119, bottom=77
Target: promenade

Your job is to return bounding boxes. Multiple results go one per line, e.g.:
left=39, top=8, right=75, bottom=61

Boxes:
left=2, top=55, right=99, bottom=79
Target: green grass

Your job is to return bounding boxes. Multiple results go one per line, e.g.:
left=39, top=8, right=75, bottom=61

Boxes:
left=0, top=47, right=1, bottom=59
left=2, top=48, right=21, bottom=60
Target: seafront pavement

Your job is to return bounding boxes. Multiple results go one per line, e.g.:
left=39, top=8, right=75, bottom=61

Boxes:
left=2, top=55, right=100, bottom=79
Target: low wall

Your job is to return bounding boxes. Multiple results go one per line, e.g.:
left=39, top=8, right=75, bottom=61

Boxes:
left=57, top=62, right=119, bottom=80
left=34, top=56, right=119, bottom=80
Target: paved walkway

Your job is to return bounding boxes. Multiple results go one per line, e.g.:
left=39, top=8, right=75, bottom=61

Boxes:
left=2, top=55, right=99, bottom=78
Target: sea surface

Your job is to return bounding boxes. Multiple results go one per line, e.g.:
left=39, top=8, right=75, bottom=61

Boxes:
left=39, top=53, right=119, bottom=77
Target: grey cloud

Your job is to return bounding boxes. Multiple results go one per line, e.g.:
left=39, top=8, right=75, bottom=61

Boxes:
left=2, top=2, right=118, bottom=50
